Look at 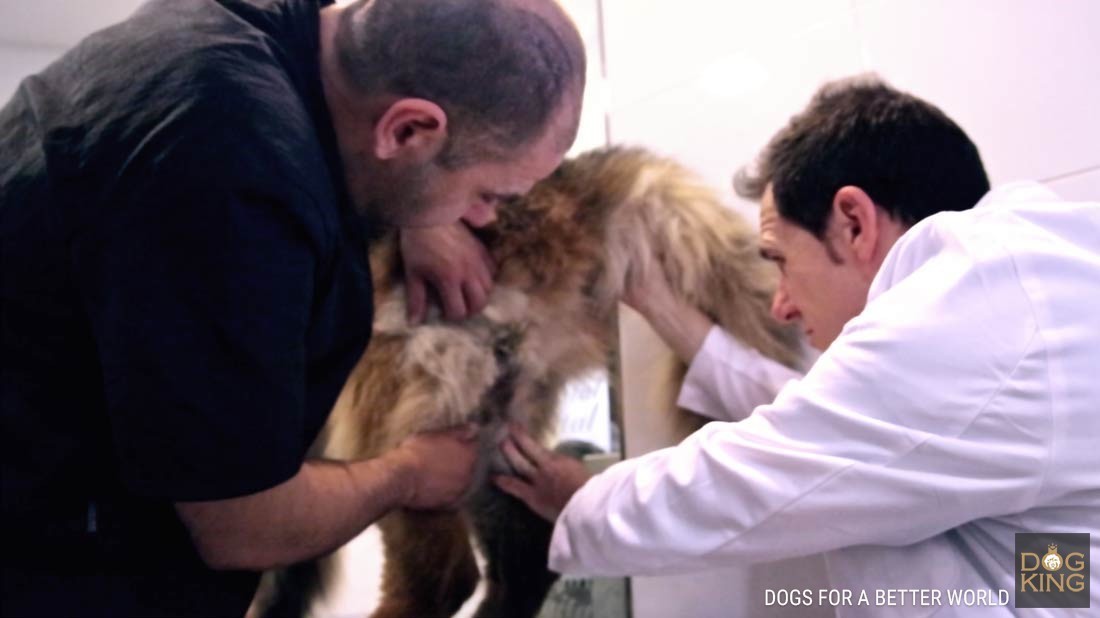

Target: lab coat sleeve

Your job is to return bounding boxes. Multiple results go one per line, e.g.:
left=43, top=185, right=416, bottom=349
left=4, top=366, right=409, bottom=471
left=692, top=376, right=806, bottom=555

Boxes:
left=676, top=325, right=804, bottom=421
left=549, top=232, right=1051, bottom=577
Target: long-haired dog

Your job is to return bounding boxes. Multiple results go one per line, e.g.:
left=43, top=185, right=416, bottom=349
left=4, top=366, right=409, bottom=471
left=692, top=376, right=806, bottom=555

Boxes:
left=255, top=147, right=802, bottom=617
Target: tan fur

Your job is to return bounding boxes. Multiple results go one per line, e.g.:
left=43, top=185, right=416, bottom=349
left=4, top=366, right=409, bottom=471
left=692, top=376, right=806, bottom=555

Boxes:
left=255, top=147, right=801, bottom=618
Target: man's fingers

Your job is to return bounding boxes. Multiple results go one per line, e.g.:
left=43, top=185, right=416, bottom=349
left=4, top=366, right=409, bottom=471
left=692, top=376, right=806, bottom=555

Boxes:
left=474, top=236, right=497, bottom=280
left=406, top=277, right=427, bottom=324
left=462, top=281, right=488, bottom=316
left=475, top=263, right=493, bottom=299
left=623, top=261, right=640, bottom=291
left=439, top=280, right=469, bottom=321
left=509, top=425, right=551, bottom=467
left=458, top=220, right=496, bottom=280
left=493, top=475, right=535, bottom=504
left=501, top=438, right=538, bottom=479
left=460, top=227, right=493, bottom=314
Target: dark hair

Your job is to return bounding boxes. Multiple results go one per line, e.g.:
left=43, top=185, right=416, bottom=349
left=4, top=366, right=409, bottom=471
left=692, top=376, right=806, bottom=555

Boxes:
left=336, top=0, right=586, bottom=166
left=735, top=75, right=990, bottom=238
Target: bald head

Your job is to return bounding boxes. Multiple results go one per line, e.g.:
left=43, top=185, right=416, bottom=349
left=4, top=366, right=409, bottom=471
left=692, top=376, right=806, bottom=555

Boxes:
left=334, top=0, right=586, bottom=166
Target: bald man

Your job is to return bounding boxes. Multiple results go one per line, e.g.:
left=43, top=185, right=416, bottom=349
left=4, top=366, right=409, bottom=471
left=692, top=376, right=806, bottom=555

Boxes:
left=0, top=0, right=585, bottom=615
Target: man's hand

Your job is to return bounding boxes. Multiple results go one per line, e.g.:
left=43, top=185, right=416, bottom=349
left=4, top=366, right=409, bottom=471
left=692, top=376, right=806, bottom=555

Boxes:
left=493, top=425, right=592, bottom=522
left=400, top=223, right=497, bottom=323
left=386, top=424, right=481, bottom=510
left=622, top=259, right=713, bottom=363
left=622, top=257, right=679, bottom=318
left=174, top=425, right=480, bottom=571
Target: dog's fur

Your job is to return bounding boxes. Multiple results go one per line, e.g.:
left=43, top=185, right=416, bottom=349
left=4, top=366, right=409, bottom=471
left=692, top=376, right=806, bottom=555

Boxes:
left=254, top=147, right=802, bottom=617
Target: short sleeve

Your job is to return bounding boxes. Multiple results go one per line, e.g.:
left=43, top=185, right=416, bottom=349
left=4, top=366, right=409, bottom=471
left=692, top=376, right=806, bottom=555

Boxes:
left=72, top=169, right=324, bottom=501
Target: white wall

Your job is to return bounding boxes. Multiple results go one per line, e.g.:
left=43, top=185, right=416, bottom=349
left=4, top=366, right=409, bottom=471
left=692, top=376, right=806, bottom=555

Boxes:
left=0, top=0, right=142, bottom=102
left=602, top=0, right=1099, bottom=215
left=0, top=44, right=60, bottom=101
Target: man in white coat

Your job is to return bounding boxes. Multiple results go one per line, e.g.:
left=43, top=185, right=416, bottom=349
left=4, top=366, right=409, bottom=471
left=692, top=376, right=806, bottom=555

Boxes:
left=494, top=77, right=1100, bottom=616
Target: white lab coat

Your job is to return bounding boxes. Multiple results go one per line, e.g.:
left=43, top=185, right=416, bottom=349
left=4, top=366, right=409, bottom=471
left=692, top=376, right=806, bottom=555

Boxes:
left=549, top=182, right=1100, bottom=617
left=676, top=325, right=805, bottom=422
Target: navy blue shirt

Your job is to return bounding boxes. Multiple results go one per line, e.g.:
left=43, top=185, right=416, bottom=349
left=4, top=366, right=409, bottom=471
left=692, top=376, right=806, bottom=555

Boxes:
left=0, top=0, right=372, bottom=614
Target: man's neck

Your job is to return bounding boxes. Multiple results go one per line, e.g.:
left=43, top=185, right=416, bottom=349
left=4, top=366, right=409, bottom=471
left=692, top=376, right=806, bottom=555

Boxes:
left=867, top=219, right=910, bottom=282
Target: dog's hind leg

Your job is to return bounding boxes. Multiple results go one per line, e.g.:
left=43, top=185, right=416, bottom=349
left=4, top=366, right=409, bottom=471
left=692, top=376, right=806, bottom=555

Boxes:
left=370, top=510, right=480, bottom=618
left=468, top=486, right=558, bottom=618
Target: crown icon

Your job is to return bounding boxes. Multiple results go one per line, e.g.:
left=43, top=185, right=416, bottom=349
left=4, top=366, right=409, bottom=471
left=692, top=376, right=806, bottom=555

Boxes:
left=1048, top=544, right=1058, bottom=553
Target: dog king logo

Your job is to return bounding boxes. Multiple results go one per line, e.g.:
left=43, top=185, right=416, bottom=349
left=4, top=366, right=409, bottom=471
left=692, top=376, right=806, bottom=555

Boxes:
left=1042, top=544, right=1063, bottom=571
left=1015, top=533, right=1090, bottom=608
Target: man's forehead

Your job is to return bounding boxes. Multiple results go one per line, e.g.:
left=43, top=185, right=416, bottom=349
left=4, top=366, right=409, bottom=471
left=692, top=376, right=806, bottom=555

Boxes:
left=758, top=184, right=780, bottom=234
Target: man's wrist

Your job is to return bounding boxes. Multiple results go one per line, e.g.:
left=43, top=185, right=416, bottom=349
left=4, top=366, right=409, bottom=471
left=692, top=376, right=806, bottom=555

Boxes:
left=351, top=452, right=417, bottom=511
left=642, top=300, right=712, bottom=363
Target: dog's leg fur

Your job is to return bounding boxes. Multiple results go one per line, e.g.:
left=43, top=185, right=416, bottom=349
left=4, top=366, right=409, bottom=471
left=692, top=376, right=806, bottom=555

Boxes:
left=466, top=440, right=600, bottom=618
left=370, top=510, right=480, bottom=618
left=467, top=487, right=558, bottom=618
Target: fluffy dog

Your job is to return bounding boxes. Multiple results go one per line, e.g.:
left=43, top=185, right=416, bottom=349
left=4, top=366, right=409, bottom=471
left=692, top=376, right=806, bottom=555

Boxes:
left=255, top=146, right=802, bottom=617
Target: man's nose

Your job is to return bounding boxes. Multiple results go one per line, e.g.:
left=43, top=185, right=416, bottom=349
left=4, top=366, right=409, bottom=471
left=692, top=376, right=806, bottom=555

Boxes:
left=770, top=284, right=801, bottom=324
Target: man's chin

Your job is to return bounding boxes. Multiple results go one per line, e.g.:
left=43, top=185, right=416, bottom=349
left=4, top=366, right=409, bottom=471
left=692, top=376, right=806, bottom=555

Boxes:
left=808, top=330, right=841, bottom=352
left=805, top=329, right=827, bottom=352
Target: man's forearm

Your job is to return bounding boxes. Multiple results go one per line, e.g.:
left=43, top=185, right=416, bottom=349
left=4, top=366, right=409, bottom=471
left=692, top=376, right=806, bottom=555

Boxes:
left=640, top=300, right=714, bottom=363
left=177, top=455, right=411, bottom=571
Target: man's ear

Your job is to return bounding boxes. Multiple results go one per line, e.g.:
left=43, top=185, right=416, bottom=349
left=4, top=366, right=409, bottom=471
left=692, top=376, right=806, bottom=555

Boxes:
left=373, top=98, right=448, bottom=161
left=830, top=185, right=879, bottom=264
